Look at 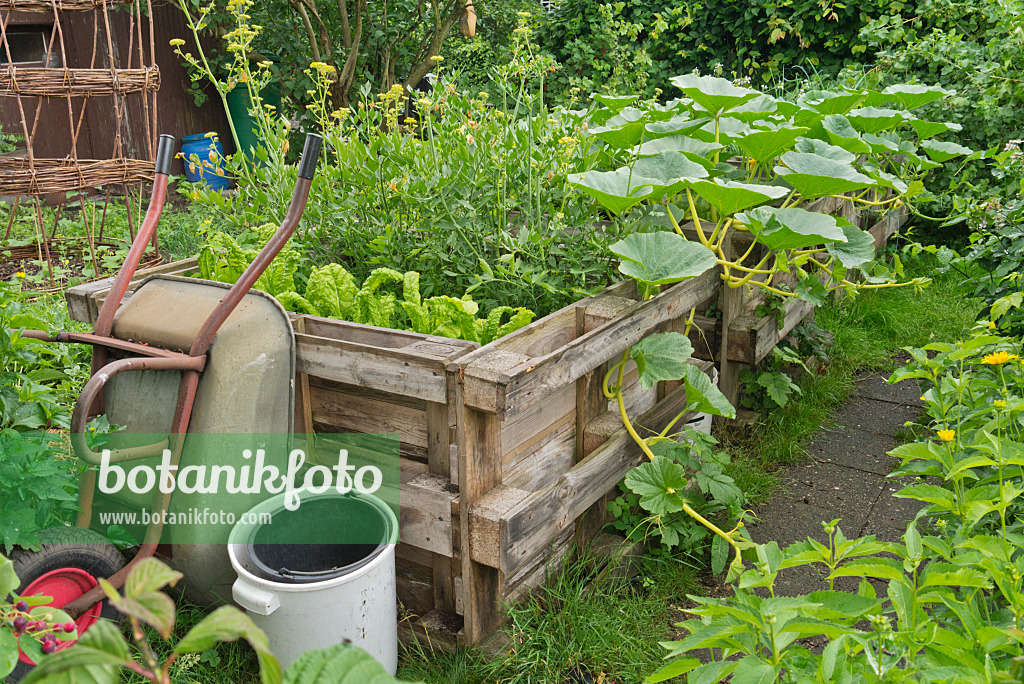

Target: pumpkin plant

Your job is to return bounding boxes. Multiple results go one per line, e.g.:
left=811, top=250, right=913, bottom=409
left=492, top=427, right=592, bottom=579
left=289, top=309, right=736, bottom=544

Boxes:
left=577, top=75, right=972, bottom=564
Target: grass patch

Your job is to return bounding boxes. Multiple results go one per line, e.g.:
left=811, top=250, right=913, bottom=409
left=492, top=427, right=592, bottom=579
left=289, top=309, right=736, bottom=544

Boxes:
left=398, top=550, right=699, bottom=684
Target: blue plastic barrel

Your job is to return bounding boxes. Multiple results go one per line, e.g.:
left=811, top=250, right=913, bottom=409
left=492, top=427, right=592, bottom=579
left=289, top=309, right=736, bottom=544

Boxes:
left=180, top=133, right=231, bottom=191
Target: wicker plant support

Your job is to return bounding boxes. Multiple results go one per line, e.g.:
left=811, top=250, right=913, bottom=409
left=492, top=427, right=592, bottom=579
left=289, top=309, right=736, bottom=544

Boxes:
left=0, top=157, right=155, bottom=194
left=1, top=0, right=159, bottom=286
left=0, top=0, right=131, bottom=11
left=0, top=66, right=160, bottom=97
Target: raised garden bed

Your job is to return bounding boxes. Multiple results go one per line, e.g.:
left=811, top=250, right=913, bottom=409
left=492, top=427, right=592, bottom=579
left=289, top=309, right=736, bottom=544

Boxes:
left=62, top=192, right=907, bottom=646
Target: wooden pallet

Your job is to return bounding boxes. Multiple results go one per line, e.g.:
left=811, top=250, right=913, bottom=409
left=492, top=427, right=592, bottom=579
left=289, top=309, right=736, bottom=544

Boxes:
left=63, top=193, right=905, bottom=646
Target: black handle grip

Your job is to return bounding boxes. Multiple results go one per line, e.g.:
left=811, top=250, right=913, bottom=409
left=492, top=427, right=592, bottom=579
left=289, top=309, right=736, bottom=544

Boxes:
left=155, top=134, right=175, bottom=176
left=297, top=132, right=323, bottom=180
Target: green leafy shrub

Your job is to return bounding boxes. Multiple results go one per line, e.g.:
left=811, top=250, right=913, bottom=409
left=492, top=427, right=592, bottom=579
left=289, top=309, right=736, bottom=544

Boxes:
left=949, top=139, right=1024, bottom=332
left=643, top=314, right=1024, bottom=683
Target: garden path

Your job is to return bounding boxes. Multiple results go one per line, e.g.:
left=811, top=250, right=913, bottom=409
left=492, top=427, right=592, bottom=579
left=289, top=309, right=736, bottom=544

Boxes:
left=744, top=365, right=925, bottom=596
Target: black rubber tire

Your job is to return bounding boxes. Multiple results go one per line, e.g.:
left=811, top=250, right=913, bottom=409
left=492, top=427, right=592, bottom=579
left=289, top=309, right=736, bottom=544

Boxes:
left=5, top=527, right=126, bottom=683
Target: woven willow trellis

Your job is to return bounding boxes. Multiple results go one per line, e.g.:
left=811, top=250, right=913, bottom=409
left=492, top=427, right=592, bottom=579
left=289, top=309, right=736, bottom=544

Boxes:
left=0, top=0, right=160, bottom=286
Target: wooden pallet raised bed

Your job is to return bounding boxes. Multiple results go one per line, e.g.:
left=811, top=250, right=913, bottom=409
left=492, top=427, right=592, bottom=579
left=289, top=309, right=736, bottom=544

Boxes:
left=64, top=193, right=907, bottom=646
left=65, top=260, right=719, bottom=648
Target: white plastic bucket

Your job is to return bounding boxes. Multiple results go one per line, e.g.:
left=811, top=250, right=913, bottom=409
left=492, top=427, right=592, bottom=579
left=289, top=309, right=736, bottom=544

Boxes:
left=683, top=366, right=719, bottom=440
left=227, top=491, right=399, bottom=673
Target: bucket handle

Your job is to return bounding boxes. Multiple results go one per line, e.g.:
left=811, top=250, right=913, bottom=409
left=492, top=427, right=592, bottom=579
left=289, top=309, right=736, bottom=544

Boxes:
left=233, top=578, right=281, bottom=616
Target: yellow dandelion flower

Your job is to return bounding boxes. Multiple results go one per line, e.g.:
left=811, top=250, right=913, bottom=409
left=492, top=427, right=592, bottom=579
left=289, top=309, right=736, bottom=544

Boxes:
left=982, top=351, right=1018, bottom=365
left=937, top=429, right=955, bottom=442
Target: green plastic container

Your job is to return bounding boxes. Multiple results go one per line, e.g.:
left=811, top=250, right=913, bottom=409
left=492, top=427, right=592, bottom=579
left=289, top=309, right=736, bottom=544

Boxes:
left=225, top=81, right=282, bottom=160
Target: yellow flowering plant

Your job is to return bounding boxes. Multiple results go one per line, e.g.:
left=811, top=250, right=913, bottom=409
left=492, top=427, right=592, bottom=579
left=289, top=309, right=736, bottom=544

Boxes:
left=170, top=0, right=282, bottom=171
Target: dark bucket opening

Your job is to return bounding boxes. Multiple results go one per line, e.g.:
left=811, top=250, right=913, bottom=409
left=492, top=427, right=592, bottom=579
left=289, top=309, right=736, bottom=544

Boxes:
left=244, top=494, right=392, bottom=584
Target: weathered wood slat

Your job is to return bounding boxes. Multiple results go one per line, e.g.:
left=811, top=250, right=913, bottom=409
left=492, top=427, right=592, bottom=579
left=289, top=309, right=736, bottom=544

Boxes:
left=297, top=332, right=462, bottom=404
left=468, top=381, right=697, bottom=574
left=456, top=267, right=721, bottom=418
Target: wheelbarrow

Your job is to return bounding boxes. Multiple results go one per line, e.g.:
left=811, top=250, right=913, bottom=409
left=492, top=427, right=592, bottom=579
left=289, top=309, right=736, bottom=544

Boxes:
left=7, top=131, right=323, bottom=679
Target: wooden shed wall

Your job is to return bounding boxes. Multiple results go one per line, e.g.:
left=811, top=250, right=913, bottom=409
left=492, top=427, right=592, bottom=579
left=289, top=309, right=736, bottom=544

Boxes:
left=1, top=0, right=231, bottom=175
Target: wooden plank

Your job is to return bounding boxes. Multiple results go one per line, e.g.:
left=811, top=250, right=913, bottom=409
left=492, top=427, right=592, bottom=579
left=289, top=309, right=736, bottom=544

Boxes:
left=500, top=384, right=575, bottom=461
left=469, top=382, right=694, bottom=574
left=455, top=384, right=505, bottom=646
left=468, top=485, right=531, bottom=570
left=502, top=524, right=576, bottom=604
left=719, top=237, right=744, bottom=409
left=502, top=423, right=576, bottom=492
left=310, top=385, right=430, bottom=460
left=430, top=369, right=459, bottom=614
left=293, top=317, right=314, bottom=437
left=575, top=299, right=623, bottom=546
left=867, top=204, right=908, bottom=248
left=743, top=295, right=816, bottom=367
left=459, top=267, right=722, bottom=418
left=297, top=332, right=454, bottom=404
left=401, top=470, right=458, bottom=557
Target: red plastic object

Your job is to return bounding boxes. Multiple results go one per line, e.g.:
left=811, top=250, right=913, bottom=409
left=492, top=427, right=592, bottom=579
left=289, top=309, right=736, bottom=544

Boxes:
left=17, top=568, right=103, bottom=664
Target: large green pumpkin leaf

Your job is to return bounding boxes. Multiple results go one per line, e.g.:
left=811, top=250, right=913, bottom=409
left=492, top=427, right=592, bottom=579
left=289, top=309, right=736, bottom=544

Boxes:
left=634, top=137, right=722, bottom=172
left=670, top=74, right=761, bottom=115
left=610, top=232, right=718, bottom=285
left=624, top=458, right=690, bottom=515
left=630, top=151, right=709, bottom=197
left=822, top=115, right=871, bottom=155
left=909, top=119, right=962, bottom=140
left=683, top=364, right=735, bottom=418
left=589, top=108, right=647, bottom=149
left=797, top=89, right=868, bottom=116
left=691, top=116, right=752, bottom=144
left=793, top=138, right=856, bottom=163
left=920, top=139, right=974, bottom=162
left=738, top=206, right=848, bottom=251
left=687, top=179, right=790, bottom=216
left=592, top=93, right=637, bottom=113
left=630, top=332, right=695, bottom=388
left=644, top=115, right=711, bottom=138
left=723, top=95, right=779, bottom=123
left=567, top=168, right=655, bottom=215
left=775, top=152, right=877, bottom=199
left=846, top=107, right=911, bottom=135
left=882, top=84, right=953, bottom=110
left=736, top=125, right=809, bottom=164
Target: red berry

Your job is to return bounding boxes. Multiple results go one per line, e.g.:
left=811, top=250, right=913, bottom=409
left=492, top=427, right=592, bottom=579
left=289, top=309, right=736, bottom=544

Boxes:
left=15, top=600, right=28, bottom=612
left=41, top=640, right=56, bottom=654
left=12, top=616, right=27, bottom=633
left=63, top=621, right=76, bottom=633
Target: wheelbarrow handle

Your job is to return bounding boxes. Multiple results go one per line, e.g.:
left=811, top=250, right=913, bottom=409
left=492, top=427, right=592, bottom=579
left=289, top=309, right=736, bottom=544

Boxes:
left=92, top=134, right=176, bottom=338
left=188, top=132, right=323, bottom=357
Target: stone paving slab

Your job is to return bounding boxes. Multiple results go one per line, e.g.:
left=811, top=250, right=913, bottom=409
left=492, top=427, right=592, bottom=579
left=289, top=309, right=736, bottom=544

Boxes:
left=859, top=475, right=925, bottom=540
left=773, top=461, right=886, bottom=514
left=804, top=425, right=899, bottom=475
left=852, top=371, right=922, bottom=406
left=829, top=397, right=921, bottom=437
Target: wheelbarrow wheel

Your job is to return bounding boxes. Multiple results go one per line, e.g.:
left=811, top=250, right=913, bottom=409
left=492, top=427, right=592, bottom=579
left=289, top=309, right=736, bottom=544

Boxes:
left=5, top=527, right=125, bottom=683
